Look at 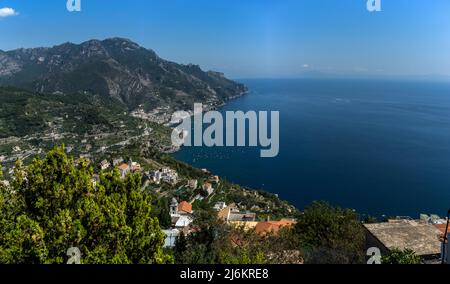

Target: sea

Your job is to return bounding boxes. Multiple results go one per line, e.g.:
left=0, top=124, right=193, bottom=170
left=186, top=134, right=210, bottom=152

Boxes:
left=173, top=79, right=450, bottom=218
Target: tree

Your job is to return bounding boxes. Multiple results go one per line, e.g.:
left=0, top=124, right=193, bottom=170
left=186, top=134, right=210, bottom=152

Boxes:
left=173, top=231, right=187, bottom=261
left=152, top=197, right=171, bottom=229
left=381, top=248, right=422, bottom=264
left=290, top=201, right=365, bottom=264
left=173, top=209, right=268, bottom=264
left=0, top=146, right=173, bottom=264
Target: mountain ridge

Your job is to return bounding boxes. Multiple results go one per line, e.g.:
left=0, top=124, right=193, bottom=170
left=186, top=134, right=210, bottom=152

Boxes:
left=0, top=38, right=248, bottom=111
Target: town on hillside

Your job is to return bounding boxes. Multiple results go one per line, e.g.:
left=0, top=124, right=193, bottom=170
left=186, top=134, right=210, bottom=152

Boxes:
left=1, top=153, right=449, bottom=264
left=56, top=154, right=299, bottom=250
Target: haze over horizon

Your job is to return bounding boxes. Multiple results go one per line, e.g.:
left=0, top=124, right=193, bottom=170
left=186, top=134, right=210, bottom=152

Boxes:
left=1, top=0, right=450, bottom=79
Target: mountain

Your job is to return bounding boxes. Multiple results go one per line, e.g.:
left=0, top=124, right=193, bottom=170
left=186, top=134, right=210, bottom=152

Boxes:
left=0, top=38, right=247, bottom=110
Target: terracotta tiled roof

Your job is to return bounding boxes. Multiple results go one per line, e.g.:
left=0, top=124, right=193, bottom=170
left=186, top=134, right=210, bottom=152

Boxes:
left=178, top=201, right=193, bottom=214
left=118, top=163, right=129, bottom=170
left=255, top=219, right=296, bottom=235
left=434, top=223, right=450, bottom=234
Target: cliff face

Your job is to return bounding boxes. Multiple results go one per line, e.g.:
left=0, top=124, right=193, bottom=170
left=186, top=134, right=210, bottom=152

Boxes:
left=0, top=38, right=247, bottom=110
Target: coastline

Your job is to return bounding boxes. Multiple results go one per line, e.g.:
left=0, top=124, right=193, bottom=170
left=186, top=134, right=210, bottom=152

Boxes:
left=162, top=89, right=250, bottom=154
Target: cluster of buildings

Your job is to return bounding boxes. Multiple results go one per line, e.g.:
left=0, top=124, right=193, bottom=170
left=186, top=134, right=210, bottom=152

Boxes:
left=162, top=199, right=296, bottom=248
left=163, top=198, right=195, bottom=248
left=97, top=158, right=143, bottom=179
left=216, top=203, right=296, bottom=236
left=91, top=157, right=171, bottom=182
left=130, top=106, right=173, bottom=125
left=148, top=168, right=179, bottom=185
left=364, top=214, right=450, bottom=264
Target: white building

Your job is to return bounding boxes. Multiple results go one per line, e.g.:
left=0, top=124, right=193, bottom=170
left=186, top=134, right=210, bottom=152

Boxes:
left=131, top=162, right=141, bottom=172
left=100, top=160, right=110, bottom=171
left=172, top=215, right=193, bottom=229
left=151, top=168, right=178, bottom=185
left=187, top=179, right=198, bottom=189
left=163, top=229, right=180, bottom=248
left=213, top=202, right=227, bottom=211
left=118, top=163, right=130, bottom=179
left=203, top=182, right=214, bottom=196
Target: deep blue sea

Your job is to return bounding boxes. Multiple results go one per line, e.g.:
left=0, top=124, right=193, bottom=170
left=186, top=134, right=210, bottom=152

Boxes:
left=174, top=79, right=450, bottom=217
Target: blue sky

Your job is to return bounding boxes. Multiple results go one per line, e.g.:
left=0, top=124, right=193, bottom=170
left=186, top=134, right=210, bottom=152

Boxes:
left=1, top=0, right=449, bottom=78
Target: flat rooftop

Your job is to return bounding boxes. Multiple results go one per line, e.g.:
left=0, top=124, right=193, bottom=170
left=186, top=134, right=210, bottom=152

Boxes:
left=364, top=220, right=442, bottom=257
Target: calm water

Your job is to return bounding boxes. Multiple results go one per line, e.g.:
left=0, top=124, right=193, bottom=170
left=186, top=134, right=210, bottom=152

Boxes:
left=174, top=79, right=450, bottom=217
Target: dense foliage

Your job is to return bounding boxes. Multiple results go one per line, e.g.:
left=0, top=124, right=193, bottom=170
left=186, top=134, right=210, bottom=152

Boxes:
left=173, top=210, right=267, bottom=264
left=0, top=148, right=371, bottom=264
left=381, top=248, right=422, bottom=264
left=289, top=201, right=366, bottom=264
left=0, top=147, right=172, bottom=264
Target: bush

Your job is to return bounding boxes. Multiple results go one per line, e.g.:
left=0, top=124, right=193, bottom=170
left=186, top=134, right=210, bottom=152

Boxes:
left=0, top=147, right=173, bottom=264
left=381, top=248, right=422, bottom=264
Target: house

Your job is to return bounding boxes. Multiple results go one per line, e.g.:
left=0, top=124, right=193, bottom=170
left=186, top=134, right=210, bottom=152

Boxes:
left=118, top=163, right=130, bottom=179
left=209, top=175, right=220, bottom=183
left=162, top=229, right=180, bottom=248
left=434, top=223, right=450, bottom=235
left=162, top=174, right=178, bottom=185
left=151, top=168, right=178, bottom=185
left=187, top=179, right=198, bottom=189
left=161, top=168, right=178, bottom=185
left=436, top=223, right=450, bottom=264
left=100, top=160, right=110, bottom=171
left=147, top=170, right=161, bottom=184
left=172, top=215, right=194, bottom=229
left=364, top=219, right=444, bottom=262
left=255, top=219, right=296, bottom=236
left=131, top=162, right=141, bottom=173
left=12, top=146, right=21, bottom=153
left=152, top=170, right=163, bottom=184
left=213, top=202, right=227, bottom=211
left=170, top=198, right=193, bottom=216
left=178, top=201, right=193, bottom=215
left=202, top=182, right=214, bottom=196
left=169, top=198, right=194, bottom=229
left=218, top=206, right=256, bottom=222
left=113, top=158, right=124, bottom=167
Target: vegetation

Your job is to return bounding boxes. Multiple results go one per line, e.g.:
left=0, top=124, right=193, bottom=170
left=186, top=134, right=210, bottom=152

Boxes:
left=0, top=147, right=371, bottom=265
left=0, top=147, right=172, bottom=264
left=0, top=87, right=126, bottom=138
left=172, top=201, right=366, bottom=264
left=288, top=201, right=366, bottom=264
left=381, top=248, right=422, bottom=264
left=173, top=210, right=268, bottom=264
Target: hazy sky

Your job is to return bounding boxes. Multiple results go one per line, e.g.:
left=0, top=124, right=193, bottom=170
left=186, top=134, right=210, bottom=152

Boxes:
left=1, top=0, right=449, bottom=78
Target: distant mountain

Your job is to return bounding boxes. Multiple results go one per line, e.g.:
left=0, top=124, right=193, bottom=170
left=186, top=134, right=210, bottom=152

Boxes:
left=0, top=38, right=247, bottom=110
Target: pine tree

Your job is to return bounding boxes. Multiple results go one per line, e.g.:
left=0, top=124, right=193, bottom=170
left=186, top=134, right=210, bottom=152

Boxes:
left=0, top=146, right=173, bottom=264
